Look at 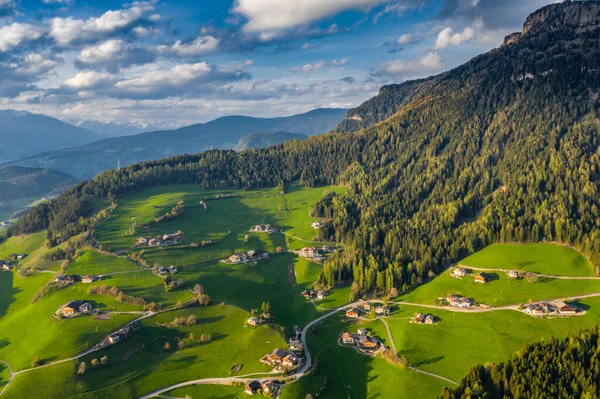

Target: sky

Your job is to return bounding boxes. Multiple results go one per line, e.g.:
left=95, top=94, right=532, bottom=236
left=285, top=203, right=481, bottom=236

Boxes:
left=0, top=0, right=558, bottom=128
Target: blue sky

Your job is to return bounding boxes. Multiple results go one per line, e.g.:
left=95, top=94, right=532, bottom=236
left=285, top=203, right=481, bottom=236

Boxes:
left=0, top=0, right=556, bottom=128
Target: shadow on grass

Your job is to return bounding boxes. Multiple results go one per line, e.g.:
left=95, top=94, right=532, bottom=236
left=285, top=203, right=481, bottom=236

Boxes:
left=413, top=356, right=445, bottom=367
left=0, top=272, right=20, bottom=319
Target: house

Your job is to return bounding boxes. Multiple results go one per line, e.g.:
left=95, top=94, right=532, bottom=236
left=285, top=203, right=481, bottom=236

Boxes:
left=473, top=272, right=491, bottom=284
left=79, top=302, right=93, bottom=314
left=311, top=221, right=323, bottom=229
left=362, top=302, right=371, bottom=311
left=375, top=306, right=390, bottom=316
left=169, top=266, right=178, bottom=274
left=261, top=380, right=276, bottom=393
left=316, top=291, right=327, bottom=300
left=148, top=238, right=160, bottom=247
left=263, top=349, right=289, bottom=365
left=357, top=328, right=368, bottom=336
left=1, top=262, right=13, bottom=271
left=301, top=290, right=313, bottom=299
left=229, top=254, right=242, bottom=264
left=58, top=300, right=84, bottom=316
left=507, top=270, right=519, bottom=279
left=245, top=380, right=261, bottom=395
left=15, top=254, right=26, bottom=260
left=358, top=335, right=378, bottom=350
left=555, top=301, right=578, bottom=315
left=157, top=266, right=168, bottom=276
left=322, top=245, right=334, bottom=253
left=247, top=250, right=256, bottom=259
left=137, top=237, right=148, bottom=245
left=65, top=275, right=76, bottom=285
left=107, top=333, right=121, bottom=344
left=341, top=332, right=355, bottom=344
left=299, top=247, right=318, bottom=258
left=451, top=267, right=467, bottom=277
left=526, top=305, right=545, bottom=316
left=246, top=317, right=260, bottom=327
left=446, top=294, right=473, bottom=308
left=345, top=308, right=359, bottom=318
left=82, top=275, right=96, bottom=283
left=411, top=312, right=426, bottom=324
left=425, top=314, right=435, bottom=324
left=282, top=353, right=298, bottom=367
left=289, top=339, right=302, bottom=351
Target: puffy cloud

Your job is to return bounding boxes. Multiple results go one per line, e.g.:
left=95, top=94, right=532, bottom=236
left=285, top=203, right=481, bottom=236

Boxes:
left=292, top=60, right=327, bottom=73
left=43, top=0, right=74, bottom=4
left=333, top=57, right=350, bottom=66
left=0, top=52, right=60, bottom=97
left=233, top=0, right=394, bottom=33
left=49, top=1, right=156, bottom=45
left=63, top=71, right=118, bottom=90
left=0, top=23, right=44, bottom=52
left=156, top=35, right=220, bottom=57
left=396, top=33, right=413, bottom=45
left=380, top=52, right=444, bottom=76
left=75, top=39, right=155, bottom=71
left=112, top=62, right=251, bottom=99
left=435, top=21, right=481, bottom=49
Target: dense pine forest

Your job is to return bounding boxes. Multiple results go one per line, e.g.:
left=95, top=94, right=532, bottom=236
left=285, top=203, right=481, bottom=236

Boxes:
left=440, top=327, right=600, bottom=399
left=6, top=2, right=600, bottom=298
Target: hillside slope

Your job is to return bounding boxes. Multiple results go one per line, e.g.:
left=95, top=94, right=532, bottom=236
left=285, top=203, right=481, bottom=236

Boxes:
left=10, top=1, right=600, bottom=289
left=0, top=110, right=105, bottom=163
left=8, top=108, right=347, bottom=180
left=0, top=166, right=75, bottom=201
left=234, top=131, right=307, bottom=151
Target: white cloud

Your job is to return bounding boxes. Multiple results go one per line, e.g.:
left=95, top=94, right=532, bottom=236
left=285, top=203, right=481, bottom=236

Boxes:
left=435, top=20, right=482, bottom=49
left=0, top=23, right=44, bottom=52
left=292, top=60, right=327, bottom=73
left=156, top=35, right=220, bottom=57
left=233, top=0, right=394, bottom=33
left=76, top=39, right=155, bottom=71
left=63, top=71, right=118, bottom=90
left=49, top=1, right=155, bottom=45
left=43, top=0, right=73, bottom=4
left=333, top=57, right=350, bottom=66
left=381, top=52, right=444, bottom=76
left=396, top=33, right=413, bottom=45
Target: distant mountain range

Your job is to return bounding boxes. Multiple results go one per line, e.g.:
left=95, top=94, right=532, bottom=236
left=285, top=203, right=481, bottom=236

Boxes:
left=0, top=165, right=75, bottom=201
left=0, top=110, right=106, bottom=163
left=6, top=108, right=347, bottom=180
left=234, top=131, right=307, bottom=151
left=65, top=119, right=178, bottom=137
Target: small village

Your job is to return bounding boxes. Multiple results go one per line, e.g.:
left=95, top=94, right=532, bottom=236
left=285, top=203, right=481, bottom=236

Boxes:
left=339, top=328, right=384, bottom=355
left=136, top=231, right=185, bottom=248
left=0, top=252, right=27, bottom=271
left=55, top=300, right=95, bottom=318
left=522, top=301, right=581, bottom=317
left=410, top=312, right=437, bottom=325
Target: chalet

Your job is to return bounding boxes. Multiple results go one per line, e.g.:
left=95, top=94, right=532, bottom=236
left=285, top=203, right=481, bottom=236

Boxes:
left=446, top=294, right=473, bottom=308
left=137, top=237, right=148, bottom=245
left=82, top=275, right=97, bottom=283
left=107, top=333, right=121, bottom=344
left=301, top=290, right=313, bottom=299
left=361, top=302, right=371, bottom=311
left=58, top=300, right=84, bottom=316
left=169, top=266, right=178, bottom=274
left=299, top=247, right=318, bottom=258
left=245, top=380, right=261, bottom=395
left=261, top=380, right=276, bottom=393
left=15, top=254, right=26, bottom=260
left=322, top=245, right=334, bottom=252
left=1, top=262, right=13, bottom=271
left=525, top=304, right=545, bottom=316
left=425, top=315, right=435, bottom=324
left=342, top=332, right=355, bottom=344
left=229, top=254, right=242, bottom=264
left=162, top=232, right=184, bottom=243
left=246, top=317, right=260, bottom=327
left=507, top=270, right=519, bottom=279
left=316, top=291, right=327, bottom=300
left=282, top=353, right=298, bottom=368
left=65, top=275, right=76, bottom=285
left=358, top=335, right=378, bottom=350
left=148, top=238, right=160, bottom=247
left=375, top=306, right=390, bottom=316
left=473, top=272, right=491, bottom=284
left=411, top=312, right=426, bottom=324
left=451, top=267, right=467, bottom=277
left=157, top=266, right=168, bottom=276
left=311, top=221, right=323, bottom=229
left=247, top=250, right=256, bottom=259
left=289, top=339, right=302, bottom=351
left=345, top=308, right=359, bottom=318
left=555, top=301, right=578, bottom=315
left=79, top=302, right=93, bottom=314
left=357, top=328, right=368, bottom=336
left=252, top=224, right=276, bottom=233
left=263, top=349, right=289, bottom=365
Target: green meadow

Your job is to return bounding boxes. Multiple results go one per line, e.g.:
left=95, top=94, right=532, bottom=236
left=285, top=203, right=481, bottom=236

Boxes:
left=2, top=304, right=286, bottom=399
left=460, top=243, right=593, bottom=276
left=0, top=232, right=46, bottom=260
left=67, top=250, right=141, bottom=276
left=401, top=270, right=600, bottom=306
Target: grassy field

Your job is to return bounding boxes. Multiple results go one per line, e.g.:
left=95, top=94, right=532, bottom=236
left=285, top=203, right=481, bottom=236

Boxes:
left=0, top=232, right=46, bottom=260
left=67, top=250, right=141, bottom=276
left=400, top=270, right=600, bottom=307
left=166, top=384, right=245, bottom=398
left=2, top=304, right=286, bottom=399
left=460, top=243, right=593, bottom=276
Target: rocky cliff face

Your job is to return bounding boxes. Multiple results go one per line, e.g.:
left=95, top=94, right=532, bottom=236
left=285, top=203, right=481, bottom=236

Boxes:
left=522, top=1, right=600, bottom=35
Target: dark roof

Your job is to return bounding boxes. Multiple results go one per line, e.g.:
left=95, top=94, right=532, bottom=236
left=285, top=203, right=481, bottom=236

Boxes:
left=247, top=380, right=261, bottom=390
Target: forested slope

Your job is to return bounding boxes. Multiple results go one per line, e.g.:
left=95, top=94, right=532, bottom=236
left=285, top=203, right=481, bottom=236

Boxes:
left=7, top=2, right=600, bottom=297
